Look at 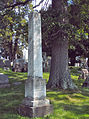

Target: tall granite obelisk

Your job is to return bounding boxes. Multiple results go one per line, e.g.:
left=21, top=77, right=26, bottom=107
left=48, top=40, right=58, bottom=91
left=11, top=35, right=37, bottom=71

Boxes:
left=19, top=11, right=53, bottom=117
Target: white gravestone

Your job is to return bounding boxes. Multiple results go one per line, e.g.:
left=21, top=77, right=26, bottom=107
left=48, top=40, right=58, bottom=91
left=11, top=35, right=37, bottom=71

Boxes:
left=18, top=11, right=52, bottom=118
left=23, top=48, right=28, bottom=62
left=28, top=11, right=43, bottom=78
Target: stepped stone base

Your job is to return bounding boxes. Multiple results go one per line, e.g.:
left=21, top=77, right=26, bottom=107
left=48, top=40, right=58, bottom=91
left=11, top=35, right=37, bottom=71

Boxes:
left=18, top=98, right=53, bottom=117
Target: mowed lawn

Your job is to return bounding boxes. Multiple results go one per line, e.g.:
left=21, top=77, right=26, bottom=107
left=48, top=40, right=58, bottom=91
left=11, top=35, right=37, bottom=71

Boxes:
left=0, top=67, right=89, bottom=119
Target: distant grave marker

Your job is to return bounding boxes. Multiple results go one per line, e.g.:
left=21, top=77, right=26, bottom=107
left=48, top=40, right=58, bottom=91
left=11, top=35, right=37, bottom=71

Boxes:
left=78, top=69, right=89, bottom=80
left=0, top=73, right=10, bottom=88
left=0, top=59, right=5, bottom=68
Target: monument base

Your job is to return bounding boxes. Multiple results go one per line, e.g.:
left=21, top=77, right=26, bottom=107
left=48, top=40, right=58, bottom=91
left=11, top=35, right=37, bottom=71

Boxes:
left=18, top=98, right=53, bottom=117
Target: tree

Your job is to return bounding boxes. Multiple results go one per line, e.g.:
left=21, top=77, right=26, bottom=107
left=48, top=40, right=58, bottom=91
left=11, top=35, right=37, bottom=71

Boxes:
left=68, top=37, right=89, bottom=66
left=41, top=0, right=88, bottom=89
left=0, top=0, right=45, bottom=61
left=68, top=0, right=89, bottom=66
left=45, top=0, right=77, bottom=89
left=0, top=1, right=28, bottom=61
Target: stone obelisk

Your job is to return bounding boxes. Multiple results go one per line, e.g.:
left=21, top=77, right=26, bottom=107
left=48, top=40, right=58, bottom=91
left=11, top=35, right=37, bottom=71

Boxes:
left=19, top=11, right=53, bottom=117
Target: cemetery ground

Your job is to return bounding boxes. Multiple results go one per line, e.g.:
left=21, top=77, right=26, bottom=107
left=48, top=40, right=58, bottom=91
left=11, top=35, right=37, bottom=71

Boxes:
left=0, top=67, right=89, bottom=119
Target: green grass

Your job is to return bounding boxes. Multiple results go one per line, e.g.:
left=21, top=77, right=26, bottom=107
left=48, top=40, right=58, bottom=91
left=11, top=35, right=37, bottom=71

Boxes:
left=0, top=67, right=89, bottom=119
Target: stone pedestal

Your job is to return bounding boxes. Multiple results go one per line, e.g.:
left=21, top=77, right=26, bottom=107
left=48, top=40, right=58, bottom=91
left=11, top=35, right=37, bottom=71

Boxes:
left=18, top=78, right=53, bottom=117
left=0, top=59, right=5, bottom=68
left=18, top=11, right=53, bottom=117
left=18, top=77, right=53, bottom=117
left=19, top=103, right=53, bottom=117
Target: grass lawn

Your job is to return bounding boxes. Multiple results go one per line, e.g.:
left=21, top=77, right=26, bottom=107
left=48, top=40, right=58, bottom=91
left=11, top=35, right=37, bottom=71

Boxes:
left=0, top=67, right=89, bottom=119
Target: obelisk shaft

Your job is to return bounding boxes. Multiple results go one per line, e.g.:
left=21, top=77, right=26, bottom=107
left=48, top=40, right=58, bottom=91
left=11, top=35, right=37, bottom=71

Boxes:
left=28, top=11, right=43, bottom=78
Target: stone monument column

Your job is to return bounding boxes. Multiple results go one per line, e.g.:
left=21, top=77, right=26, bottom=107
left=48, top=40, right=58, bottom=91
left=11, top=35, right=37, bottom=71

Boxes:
left=18, top=11, right=53, bottom=118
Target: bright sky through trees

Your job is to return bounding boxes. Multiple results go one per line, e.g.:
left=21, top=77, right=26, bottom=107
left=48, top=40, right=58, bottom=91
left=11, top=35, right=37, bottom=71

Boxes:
left=32, top=0, right=52, bottom=11
left=32, top=0, right=73, bottom=11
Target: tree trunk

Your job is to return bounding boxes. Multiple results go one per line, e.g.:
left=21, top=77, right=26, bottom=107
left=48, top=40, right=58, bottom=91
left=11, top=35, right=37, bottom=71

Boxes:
left=9, top=40, right=13, bottom=61
left=47, top=38, right=77, bottom=90
left=47, top=0, right=77, bottom=90
left=13, top=38, right=18, bottom=60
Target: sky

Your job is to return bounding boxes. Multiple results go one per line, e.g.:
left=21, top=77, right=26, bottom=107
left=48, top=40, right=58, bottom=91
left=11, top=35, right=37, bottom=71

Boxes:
left=32, top=0, right=73, bottom=11
left=32, top=0, right=52, bottom=11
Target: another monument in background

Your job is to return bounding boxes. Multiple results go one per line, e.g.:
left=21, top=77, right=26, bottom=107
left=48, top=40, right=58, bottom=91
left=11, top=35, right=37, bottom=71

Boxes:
left=0, top=73, right=10, bottom=88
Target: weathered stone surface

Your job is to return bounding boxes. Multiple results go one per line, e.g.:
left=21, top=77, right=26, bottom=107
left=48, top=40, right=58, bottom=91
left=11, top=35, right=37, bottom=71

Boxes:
left=25, top=77, right=46, bottom=100
left=4, top=59, right=11, bottom=68
left=13, top=59, right=28, bottom=72
left=18, top=104, right=53, bottom=118
left=18, top=11, right=52, bottom=118
left=43, top=53, right=51, bottom=72
left=4, top=67, right=10, bottom=71
left=0, top=59, right=5, bottom=68
left=0, top=73, right=10, bottom=88
left=13, top=59, right=24, bottom=72
left=13, top=82, right=22, bottom=86
left=0, top=73, right=9, bottom=84
left=22, top=97, right=50, bottom=107
left=78, top=69, right=89, bottom=80
left=0, top=84, right=10, bottom=88
left=14, top=64, right=22, bottom=72
left=28, top=11, right=43, bottom=78
left=23, top=62, right=28, bottom=72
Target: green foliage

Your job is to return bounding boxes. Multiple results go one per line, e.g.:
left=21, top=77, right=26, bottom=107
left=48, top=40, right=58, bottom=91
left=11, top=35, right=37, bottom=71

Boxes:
left=0, top=0, right=35, bottom=60
left=41, top=0, right=89, bottom=57
left=0, top=3, right=28, bottom=60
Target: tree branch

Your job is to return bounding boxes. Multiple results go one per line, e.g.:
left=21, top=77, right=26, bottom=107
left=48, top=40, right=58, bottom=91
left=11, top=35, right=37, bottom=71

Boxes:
left=4, top=0, right=31, bottom=9
left=51, top=29, right=68, bottom=37
left=33, top=0, right=44, bottom=9
left=4, top=0, right=44, bottom=10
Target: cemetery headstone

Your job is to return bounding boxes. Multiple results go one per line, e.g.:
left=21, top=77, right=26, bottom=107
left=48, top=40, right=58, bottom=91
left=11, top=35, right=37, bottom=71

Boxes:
left=78, top=69, right=89, bottom=80
left=13, top=59, right=25, bottom=72
left=0, top=59, right=5, bottom=68
left=4, top=59, right=11, bottom=68
left=23, top=62, right=28, bottom=72
left=18, top=11, right=53, bottom=117
left=0, top=73, right=10, bottom=88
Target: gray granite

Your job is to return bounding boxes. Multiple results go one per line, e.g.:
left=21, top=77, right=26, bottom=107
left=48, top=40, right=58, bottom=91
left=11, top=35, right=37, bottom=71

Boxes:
left=28, top=11, right=43, bottom=78
left=78, top=69, right=89, bottom=80
left=0, top=84, right=10, bottom=88
left=4, top=59, right=11, bottom=68
left=0, top=59, right=5, bottom=68
left=13, top=82, right=22, bottom=86
left=0, top=73, right=9, bottom=84
left=25, top=77, right=46, bottom=100
left=18, top=104, right=53, bottom=118
left=0, top=73, right=10, bottom=88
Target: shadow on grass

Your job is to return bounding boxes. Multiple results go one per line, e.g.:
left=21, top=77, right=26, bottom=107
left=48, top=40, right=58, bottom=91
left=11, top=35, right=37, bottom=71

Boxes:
left=0, top=68, right=27, bottom=83
left=63, top=104, right=89, bottom=115
left=0, top=84, right=25, bottom=118
left=81, top=88, right=89, bottom=97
